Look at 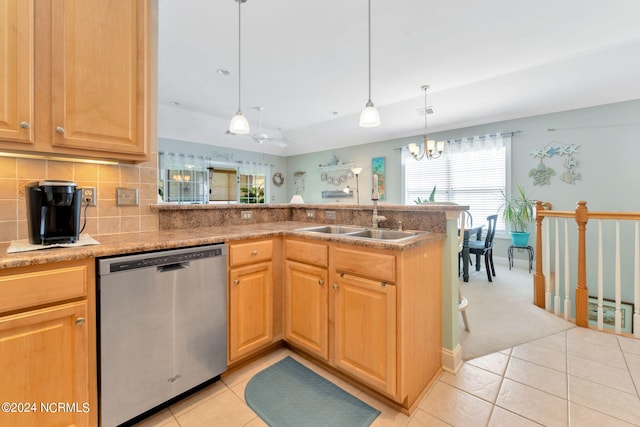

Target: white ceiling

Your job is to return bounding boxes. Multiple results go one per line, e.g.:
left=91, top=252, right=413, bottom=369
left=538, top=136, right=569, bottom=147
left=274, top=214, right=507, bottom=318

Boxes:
left=158, top=0, right=640, bottom=156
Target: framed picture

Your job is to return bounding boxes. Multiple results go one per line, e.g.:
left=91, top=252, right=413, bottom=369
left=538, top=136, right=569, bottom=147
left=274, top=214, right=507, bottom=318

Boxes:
left=371, top=157, right=385, bottom=200
left=588, top=296, right=634, bottom=333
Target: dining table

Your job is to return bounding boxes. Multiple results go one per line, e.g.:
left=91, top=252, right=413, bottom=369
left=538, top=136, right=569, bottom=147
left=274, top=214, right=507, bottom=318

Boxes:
left=461, top=224, right=484, bottom=282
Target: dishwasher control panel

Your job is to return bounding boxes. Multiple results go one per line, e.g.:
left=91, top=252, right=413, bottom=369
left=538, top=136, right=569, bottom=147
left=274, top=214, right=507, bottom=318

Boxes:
left=101, top=245, right=226, bottom=274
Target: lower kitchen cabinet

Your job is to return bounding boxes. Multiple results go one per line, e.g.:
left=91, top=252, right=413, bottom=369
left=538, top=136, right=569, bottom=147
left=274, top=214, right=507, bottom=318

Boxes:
left=284, top=260, right=329, bottom=360
left=334, top=273, right=396, bottom=395
left=282, top=238, right=442, bottom=410
left=0, top=259, right=96, bottom=427
left=228, top=239, right=275, bottom=363
left=228, top=262, right=273, bottom=362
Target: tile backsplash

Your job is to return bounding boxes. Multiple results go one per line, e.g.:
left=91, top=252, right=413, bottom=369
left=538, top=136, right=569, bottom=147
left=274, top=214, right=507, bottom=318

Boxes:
left=0, top=154, right=159, bottom=243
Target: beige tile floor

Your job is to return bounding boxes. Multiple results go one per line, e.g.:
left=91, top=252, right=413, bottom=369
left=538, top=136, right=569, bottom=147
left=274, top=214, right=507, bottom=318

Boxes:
left=134, top=327, right=640, bottom=427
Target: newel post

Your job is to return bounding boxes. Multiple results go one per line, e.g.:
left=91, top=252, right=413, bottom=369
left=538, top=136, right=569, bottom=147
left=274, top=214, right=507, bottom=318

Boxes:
left=533, top=201, right=546, bottom=308
left=575, top=201, right=589, bottom=327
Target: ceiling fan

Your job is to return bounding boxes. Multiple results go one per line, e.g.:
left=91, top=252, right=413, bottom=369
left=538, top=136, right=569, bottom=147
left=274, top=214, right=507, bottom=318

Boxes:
left=226, top=107, right=289, bottom=147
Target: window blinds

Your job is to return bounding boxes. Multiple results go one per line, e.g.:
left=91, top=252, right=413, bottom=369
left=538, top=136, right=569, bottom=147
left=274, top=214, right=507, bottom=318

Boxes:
left=403, top=134, right=509, bottom=231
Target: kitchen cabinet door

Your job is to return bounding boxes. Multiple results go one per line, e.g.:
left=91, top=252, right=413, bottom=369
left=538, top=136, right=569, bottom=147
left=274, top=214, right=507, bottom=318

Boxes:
left=0, top=301, right=91, bottom=427
left=284, top=260, right=328, bottom=360
left=48, top=0, right=148, bottom=157
left=228, top=261, right=274, bottom=362
left=0, top=0, right=34, bottom=145
left=334, top=273, right=397, bottom=396
left=0, top=0, right=150, bottom=161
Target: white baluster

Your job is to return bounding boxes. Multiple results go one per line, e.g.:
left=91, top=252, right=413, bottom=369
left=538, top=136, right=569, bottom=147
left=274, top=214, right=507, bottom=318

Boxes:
left=564, top=218, right=570, bottom=320
left=543, top=217, right=551, bottom=311
left=635, top=221, right=640, bottom=339
left=554, top=218, right=561, bottom=315
left=615, top=221, right=622, bottom=334
left=597, top=220, right=604, bottom=330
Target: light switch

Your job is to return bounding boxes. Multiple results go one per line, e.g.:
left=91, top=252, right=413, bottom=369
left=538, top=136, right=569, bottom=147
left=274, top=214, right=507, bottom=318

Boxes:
left=116, top=187, right=139, bottom=206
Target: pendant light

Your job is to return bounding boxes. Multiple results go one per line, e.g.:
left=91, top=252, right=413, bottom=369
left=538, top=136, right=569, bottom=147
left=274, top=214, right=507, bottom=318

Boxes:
left=229, top=0, right=250, bottom=134
left=359, top=0, right=380, bottom=128
left=408, top=85, right=444, bottom=160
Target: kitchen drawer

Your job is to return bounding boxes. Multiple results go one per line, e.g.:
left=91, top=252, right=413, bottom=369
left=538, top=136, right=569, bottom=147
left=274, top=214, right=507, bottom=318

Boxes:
left=229, top=239, right=273, bottom=267
left=0, top=260, right=90, bottom=314
left=285, top=239, right=328, bottom=267
left=333, top=247, right=396, bottom=283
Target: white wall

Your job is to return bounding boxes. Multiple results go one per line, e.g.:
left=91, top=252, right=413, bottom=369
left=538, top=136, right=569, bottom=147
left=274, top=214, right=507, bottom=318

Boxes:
left=285, top=137, right=417, bottom=205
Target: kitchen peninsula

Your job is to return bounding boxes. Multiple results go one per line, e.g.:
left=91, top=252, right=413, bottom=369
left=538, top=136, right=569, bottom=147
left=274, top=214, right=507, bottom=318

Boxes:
left=0, top=202, right=464, bottom=424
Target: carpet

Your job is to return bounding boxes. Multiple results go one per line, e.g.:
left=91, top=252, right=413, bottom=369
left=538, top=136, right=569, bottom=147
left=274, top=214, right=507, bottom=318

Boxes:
left=245, top=356, right=380, bottom=427
left=459, top=257, right=575, bottom=360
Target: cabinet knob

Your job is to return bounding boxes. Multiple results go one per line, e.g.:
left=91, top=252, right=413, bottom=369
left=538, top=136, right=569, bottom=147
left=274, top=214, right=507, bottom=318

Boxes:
left=20, top=121, right=31, bottom=129
left=333, top=284, right=339, bottom=290
left=381, top=282, right=387, bottom=287
left=233, top=279, right=240, bottom=285
left=55, top=126, right=65, bottom=134
left=318, top=280, right=325, bottom=286
left=75, top=317, right=85, bottom=325
left=339, top=272, right=345, bottom=278
left=251, top=250, right=258, bottom=256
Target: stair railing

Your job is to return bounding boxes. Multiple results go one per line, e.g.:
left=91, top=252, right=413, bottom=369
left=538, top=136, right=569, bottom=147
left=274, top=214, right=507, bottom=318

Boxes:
left=534, top=200, right=640, bottom=337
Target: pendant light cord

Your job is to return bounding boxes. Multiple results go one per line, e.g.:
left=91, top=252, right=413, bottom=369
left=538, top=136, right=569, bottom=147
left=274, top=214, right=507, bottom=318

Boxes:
left=237, top=0, right=242, bottom=112
left=367, top=0, right=372, bottom=103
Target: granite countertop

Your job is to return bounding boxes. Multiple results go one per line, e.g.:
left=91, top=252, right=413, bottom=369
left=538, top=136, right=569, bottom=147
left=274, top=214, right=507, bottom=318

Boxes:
left=0, top=222, right=445, bottom=270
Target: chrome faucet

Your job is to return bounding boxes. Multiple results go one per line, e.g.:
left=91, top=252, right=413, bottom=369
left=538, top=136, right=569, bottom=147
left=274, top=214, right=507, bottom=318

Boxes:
left=372, top=200, right=386, bottom=228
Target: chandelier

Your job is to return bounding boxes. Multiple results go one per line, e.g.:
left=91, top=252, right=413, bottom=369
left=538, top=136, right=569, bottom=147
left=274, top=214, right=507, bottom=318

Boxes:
left=407, top=85, right=444, bottom=160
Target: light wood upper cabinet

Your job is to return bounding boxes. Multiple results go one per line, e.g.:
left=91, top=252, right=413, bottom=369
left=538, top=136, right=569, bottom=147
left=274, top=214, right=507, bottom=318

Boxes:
left=0, top=0, right=150, bottom=161
left=284, top=260, right=329, bottom=360
left=0, top=0, right=34, bottom=144
left=49, top=0, right=148, bottom=157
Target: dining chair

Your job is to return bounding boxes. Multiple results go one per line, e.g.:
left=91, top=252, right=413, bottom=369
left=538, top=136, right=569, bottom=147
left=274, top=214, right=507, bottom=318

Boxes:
left=457, top=210, right=474, bottom=276
left=457, top=211, right=470, bottom=275
left=468, top=214, right=497, bottom=282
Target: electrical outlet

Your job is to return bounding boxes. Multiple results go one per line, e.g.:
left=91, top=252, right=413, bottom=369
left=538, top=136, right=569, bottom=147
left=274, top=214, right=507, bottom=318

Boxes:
left=241, top=210, right=254, bottom=220
left=82, top=187, right=96, bottom=206
left=325, top=211, right=336, bottom=220
left=306, top=210, right=316, bottom=219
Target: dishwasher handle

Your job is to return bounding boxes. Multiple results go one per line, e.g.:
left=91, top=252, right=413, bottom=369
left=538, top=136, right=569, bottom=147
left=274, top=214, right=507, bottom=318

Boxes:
left=157, top=262, right=190, bottom=273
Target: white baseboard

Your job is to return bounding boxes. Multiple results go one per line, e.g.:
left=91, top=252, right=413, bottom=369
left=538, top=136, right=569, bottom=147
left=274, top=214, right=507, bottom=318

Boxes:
left=441, top=344, right=463, bottom=374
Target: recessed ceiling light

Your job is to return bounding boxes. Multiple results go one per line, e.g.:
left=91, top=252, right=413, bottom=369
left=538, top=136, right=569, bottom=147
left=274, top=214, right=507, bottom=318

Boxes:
left=169, top=101, right=181, bottom=107
left=217, top=69, right=230, bottom=76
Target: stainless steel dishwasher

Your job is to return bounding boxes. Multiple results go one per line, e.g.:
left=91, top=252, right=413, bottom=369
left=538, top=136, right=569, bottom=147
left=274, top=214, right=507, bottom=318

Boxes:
left=97, top=244, right=227, bottom=427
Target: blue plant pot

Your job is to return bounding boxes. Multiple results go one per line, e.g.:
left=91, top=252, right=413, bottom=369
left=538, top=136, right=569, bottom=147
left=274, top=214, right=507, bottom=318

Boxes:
left=510, top=231, right=530, bottom=247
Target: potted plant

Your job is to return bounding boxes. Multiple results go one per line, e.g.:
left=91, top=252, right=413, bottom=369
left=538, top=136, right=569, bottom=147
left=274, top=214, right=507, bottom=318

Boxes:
left=414, top=185, right=437, bottom=204
left=501, top=185, right=535, bottom=246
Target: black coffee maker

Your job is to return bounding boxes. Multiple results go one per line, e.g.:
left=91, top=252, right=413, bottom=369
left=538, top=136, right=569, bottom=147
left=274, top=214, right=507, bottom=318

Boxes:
left=26, top=181, right=83, bottom=245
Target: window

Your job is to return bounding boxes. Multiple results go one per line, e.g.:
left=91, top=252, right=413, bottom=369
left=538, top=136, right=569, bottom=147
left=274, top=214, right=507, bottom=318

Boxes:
left=403, top=133, right=510, bottom=231
left=239, top=174, right=265, bottom=204
left=238, top=162, right=271, bottom=204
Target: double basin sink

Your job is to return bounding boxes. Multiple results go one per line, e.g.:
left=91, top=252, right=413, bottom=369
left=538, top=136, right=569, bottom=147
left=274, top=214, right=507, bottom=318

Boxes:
left=294, top=225, right=425, bottom=242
